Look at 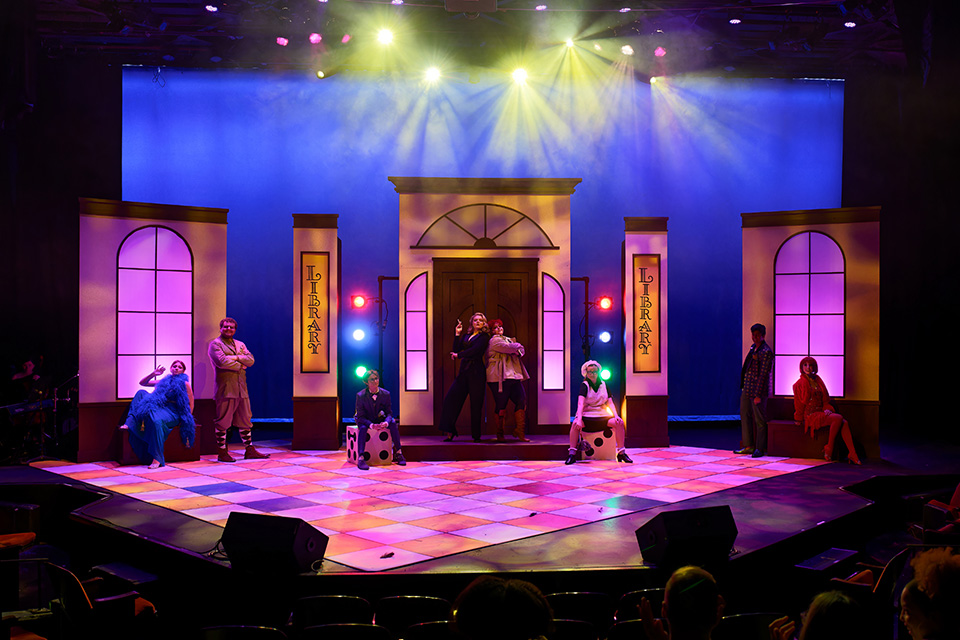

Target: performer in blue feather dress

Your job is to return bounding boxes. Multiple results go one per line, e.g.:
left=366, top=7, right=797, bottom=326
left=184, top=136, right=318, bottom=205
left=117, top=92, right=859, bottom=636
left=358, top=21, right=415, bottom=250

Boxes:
left=124, top=360, right=196, bottom=468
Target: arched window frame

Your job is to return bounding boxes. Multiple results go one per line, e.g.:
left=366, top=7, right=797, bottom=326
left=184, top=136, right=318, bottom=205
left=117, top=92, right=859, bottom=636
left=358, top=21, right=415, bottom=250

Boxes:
left=542, top=273, right=565, bottom=391
left=773, top=230, right=845, bottom=397
left=116, top=225, right=194, bottom=399
left=404, top=272, right=429, bottom=392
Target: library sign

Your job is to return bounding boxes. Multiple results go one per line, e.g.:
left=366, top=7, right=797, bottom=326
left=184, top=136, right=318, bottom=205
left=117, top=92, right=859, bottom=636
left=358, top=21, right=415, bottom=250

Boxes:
left=633, top=254, right=661, bottom=373
left=300, top=252, right=329, bottom=373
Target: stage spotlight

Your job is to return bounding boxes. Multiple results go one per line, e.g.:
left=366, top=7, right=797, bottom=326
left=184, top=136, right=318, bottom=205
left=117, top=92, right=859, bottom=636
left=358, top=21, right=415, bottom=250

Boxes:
left=600, top=369, right=612, bottom=381
left=342, top=34, right=352, bottom=44
left=512, top=68, right=528, bottom=84
left=276, top=37, right=289, bottom=47
left=565, top=38, right=574, bottom=48
left=355, top=366, right=368, bottom=378
left=318, top=0, right=328, bottom=3
left=654, top=46, right=666, bottom=57
left=844, top=20, right=856, bottom=28
left=205, top=4, right=218, bottom=12
left=597, top=296, right=614, bottom=310
left=309, top=33, right=322, bottom=44
left=594, top=43, right=602, bottom=51
left=650, top=76, right=659, bottom=83
left=728, top=11, right=742, bottom=24
left=316, top=70, right=326, bottom=79
left=353, top=329, right=366, bottom=341
left=425, top=66, right=441, bottom=82
left=392, top=0, right=404, bottom=4
left=352, top=295, right=367, bottom=309
left=377, top=29, right=394, bottom=45
left=535, top=4, right=547, bottom=9
left=619, top=7, right=631, bottom=12
left=599, top=331, right=612, bottom=343
left=621, top=44, right=634, bottom=56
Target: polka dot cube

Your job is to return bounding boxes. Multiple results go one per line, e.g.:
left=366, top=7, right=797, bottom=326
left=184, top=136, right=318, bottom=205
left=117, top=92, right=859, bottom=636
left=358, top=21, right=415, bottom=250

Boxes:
left=346, top=423, right=394, bottom=466
left=584, top=428, right=617, bottom=461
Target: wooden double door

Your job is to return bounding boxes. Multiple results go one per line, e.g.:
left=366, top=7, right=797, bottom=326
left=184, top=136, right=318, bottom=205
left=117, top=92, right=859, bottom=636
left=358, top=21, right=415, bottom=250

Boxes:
left=433, top=258, right=539, bottom=433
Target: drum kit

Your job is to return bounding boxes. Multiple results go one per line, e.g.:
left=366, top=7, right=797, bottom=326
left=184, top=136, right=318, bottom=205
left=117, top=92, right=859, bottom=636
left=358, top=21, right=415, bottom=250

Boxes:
left=0, top=372, right=77, bottom=464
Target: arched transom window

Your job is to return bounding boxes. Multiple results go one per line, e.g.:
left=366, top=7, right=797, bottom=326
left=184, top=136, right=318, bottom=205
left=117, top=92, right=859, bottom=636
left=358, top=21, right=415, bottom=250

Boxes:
left=414, top=203, right=557, bottom=250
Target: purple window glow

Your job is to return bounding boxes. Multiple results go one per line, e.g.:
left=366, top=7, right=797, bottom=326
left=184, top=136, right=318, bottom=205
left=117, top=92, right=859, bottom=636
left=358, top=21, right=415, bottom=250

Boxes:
left=405, top=272, right=428, bottom=391
left=542, top=274, right=565, bottom=390
left=773, top=231, right=844, bottom=396
left=117, top=226, right=193, bottom=399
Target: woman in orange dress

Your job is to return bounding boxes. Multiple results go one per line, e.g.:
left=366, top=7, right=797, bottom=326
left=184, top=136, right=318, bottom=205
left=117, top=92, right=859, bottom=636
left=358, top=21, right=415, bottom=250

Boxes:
left=793, top=356, right=861, bottom=464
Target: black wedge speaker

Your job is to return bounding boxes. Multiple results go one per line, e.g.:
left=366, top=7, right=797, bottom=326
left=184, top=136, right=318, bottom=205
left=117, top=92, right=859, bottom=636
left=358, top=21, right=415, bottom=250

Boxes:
left=635, top=505, right=737, bottom=568
left=222, top=512, right=328, bottom=575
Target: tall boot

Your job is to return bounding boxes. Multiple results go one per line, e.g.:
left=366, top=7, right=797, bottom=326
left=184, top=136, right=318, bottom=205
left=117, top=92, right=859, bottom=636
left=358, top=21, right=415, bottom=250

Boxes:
left=514, top=409, right=530, bottom=442
left=496, top=410, right=506, bottom=442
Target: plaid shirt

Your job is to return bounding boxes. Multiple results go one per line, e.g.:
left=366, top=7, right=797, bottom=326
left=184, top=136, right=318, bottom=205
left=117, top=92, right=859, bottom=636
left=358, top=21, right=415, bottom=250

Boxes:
left=740, top=341, right=773, bottom=399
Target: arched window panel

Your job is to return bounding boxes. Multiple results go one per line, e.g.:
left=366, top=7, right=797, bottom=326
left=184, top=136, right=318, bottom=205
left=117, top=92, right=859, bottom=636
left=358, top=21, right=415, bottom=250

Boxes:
left=407, top=273, right=427, bottom=311
left=810, top=233, right=843, bottom=272
left=405, top=272, right=428, bottom=391
left=118, top=312, right=155, bottom=354
left=543, top=313, right=564, bottom=350
left=117, top=355, right=157, bottom=399
left=775, top=233, right=809, bottom=273
left=156, top=228, right=192, bottom=270
left=809, top=274, right=843, bottom=313
left=775, top=316, right=808, bottom=354
left=116, top=225, right=193, bottom=399
left=813, top=356, right=843, bottom=396
left=810, top=316, right=844, bottom=355
left=118, top=228, right=156, bottom=269
left=775, top=275, right=809, bottom=314
left=406, top=315, right=427, bottom=350
left=543, top=274, right=564, bottom=312
left=118, top=270, right=156, bottom=311
left=774, top=355, right=804, bottom=396
left=157, top=314, right=192, bottom=354
left=542, top=273, right=565, bottom=390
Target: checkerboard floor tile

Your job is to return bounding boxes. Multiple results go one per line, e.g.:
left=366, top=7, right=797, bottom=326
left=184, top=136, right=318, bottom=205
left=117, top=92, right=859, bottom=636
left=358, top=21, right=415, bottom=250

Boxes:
left=33, top=442, right=826, bottom=572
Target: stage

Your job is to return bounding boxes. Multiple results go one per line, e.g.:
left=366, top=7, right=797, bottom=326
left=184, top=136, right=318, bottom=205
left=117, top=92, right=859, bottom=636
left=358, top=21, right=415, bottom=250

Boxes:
left=19, top=438, right=880, bottom=576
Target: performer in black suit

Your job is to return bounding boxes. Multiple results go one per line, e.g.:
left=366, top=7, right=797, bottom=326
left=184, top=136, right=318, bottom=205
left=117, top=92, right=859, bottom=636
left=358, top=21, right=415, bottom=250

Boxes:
left=438, top=312, right=491, bottom=442
left=354, top=370, right=405, bottom=471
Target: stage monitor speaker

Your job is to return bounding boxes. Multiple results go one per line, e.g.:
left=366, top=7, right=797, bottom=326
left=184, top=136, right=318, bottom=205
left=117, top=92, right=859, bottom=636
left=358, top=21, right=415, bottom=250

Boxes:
left=635, top=505, right=737, bottom=569
left=221, top=512, right=328, bottom=575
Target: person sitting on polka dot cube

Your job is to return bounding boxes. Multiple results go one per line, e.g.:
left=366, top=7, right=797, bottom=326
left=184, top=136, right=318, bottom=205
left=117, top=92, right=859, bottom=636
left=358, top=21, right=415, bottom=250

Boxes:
left=354, top=370, right=405, bottom=471
left=566, top=360, right=632, bottom=465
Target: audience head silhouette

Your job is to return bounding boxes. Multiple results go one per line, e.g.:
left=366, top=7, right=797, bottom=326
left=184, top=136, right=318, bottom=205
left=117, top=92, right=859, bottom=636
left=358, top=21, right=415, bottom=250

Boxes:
left=797, top=590, right=862, bottom=640
left=663, top=566, right=724, bottom=640
left=452, top=576, right=553, bottom=640
left=900, top=547, right=960, bottom=640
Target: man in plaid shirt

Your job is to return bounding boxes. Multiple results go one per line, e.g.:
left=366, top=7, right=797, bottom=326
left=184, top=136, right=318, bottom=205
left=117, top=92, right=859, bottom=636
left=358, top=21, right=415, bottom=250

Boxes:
left=736, top=323, right=773, bottom=458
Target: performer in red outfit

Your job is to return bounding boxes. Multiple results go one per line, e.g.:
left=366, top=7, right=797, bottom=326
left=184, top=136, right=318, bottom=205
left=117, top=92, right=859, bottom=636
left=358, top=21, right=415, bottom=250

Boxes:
left=793, top=356, right=861, bottom=464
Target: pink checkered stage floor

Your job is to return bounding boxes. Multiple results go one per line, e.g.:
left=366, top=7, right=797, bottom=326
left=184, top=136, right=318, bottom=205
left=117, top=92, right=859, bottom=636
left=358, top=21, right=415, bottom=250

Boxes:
left=32, top=443, right=826, bottom=572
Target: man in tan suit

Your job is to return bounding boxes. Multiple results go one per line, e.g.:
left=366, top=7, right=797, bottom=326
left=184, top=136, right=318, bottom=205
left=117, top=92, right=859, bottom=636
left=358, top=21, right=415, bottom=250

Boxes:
left=208, top=317, right=269, bottom=462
